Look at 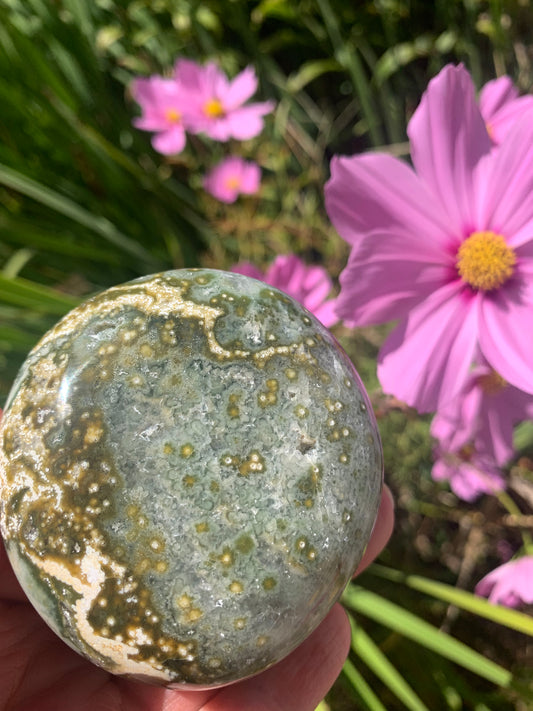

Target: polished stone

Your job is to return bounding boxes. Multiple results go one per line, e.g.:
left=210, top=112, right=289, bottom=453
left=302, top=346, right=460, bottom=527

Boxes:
left=0, top=269, right=382, bottom=688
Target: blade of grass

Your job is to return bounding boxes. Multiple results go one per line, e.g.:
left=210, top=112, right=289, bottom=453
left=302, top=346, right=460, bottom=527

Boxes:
left=0, top=274, right=80, bottom=314
left=286, top=58, right=341, bottom=93
left=60, top=0, right=96, bottom=40
left=349, top=614, right=430, bottom=711
left=514, top=420, right=533, bottom=451
left=0, top=162, right=161, bottom=268
left=342, top=657, right=388, bottom=711
left=343, top=585, right=512, bottom=688
left=315, top=0, right=384, bottom=146
left=368, top=564, right=533, bottom=637
left=0, top=325, right=41, bottom=349
left=47, top=92, right=211, bottom=228
left=0, top=18, right=79, bottom=110
left=46, top=38, right=93, bottom=105
left=2, top=248, right=35, bottom=278
left=1, top=223, right=123, bottom=265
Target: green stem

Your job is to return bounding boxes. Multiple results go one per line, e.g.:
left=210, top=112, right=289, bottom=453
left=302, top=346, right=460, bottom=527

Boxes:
left=496, top=490, right=533, bottom=552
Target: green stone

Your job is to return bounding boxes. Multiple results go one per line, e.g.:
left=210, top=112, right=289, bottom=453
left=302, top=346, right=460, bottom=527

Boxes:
left=0, top=269, right=382, bottom=688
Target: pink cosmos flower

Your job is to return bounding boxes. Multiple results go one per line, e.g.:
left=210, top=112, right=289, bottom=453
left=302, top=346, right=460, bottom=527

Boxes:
left=131, top=75, right=194, bottom=155
left=325, top=63, right=533, bottom=413
left=232, top=255, right=339, bottom=328
left=475, top=556, right=533, bottom=608
left=175, top=59, right=275, bottom=141
left=431, top=360, right=533, bottom=466
left=203, top=157, right=261, bottom=203
left=431, top=447, right=505, bottom=501
left=479, top=76, right=533, bottom=146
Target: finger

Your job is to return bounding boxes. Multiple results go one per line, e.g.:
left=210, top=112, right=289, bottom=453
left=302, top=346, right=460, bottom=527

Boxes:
left=196, top=603, right=350, bottom=711
left=118, top=678, right=215, bottom=711
left=353, top=484, right=394, bottom=577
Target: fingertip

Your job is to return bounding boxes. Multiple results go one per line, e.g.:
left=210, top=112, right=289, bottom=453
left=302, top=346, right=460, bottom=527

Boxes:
left=206, top=605, right=351, bottom=711
left=353, top=484, right=394, bottom=577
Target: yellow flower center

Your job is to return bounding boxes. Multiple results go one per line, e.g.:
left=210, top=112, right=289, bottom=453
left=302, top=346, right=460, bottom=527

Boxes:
left=476, top=370, right=507, bottom=395
left=456, top=231, right=516, bottom=291
left=164, top=108, right=181, bottom=123
left=204, top=98, right=225, bottom=118
left=458, top=444, right=474, bottom=462
left=224, top=176, right=241, bottom=190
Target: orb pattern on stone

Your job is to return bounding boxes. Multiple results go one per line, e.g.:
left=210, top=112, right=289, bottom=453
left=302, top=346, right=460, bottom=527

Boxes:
left=0, top=269, right=382, bottom=688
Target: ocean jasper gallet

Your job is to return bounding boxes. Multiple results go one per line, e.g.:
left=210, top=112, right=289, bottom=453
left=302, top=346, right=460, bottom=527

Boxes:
left=0, top=268, right=382, bottom=688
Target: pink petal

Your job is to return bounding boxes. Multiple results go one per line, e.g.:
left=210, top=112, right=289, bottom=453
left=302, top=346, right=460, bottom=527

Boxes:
left=378, top=282, right=479, bottom=412
left=485, top=95, right=533, bottom=145
left=206, top=61, right=230, bottom=99
left=151, top=126, right=187, bottom=155
left=431, top=458, right=452, bottom=483
left=515, top=559, right=533, bottom=604
left=266, top=255, right=304, bottom=290
left=130, top=76, right=161, bottom=104
left=473, top=109, right=533, bottom=243
left=478, top=276, right=533, bottom=395
left=132, top=76, right=181, bottom=106
left=232, top=262, right=264, bottom=281
left=408, top=64, right=491, bottom=235
left=476, top=558, right=533, bottom=607
left=482, top=397, right=517, bottom=465
left=478, top=76, right=518, bottom=120
left=267, top=256, right=334, bottom=308
left=203, top=121, right=231, bottom=142
left=174, top=58, right=204, bottom=86
left=430, top=360, right=530, bottom=467
left=431, top=456, right=505, bottom=502
left=239, top=162, right=261, bottom=194
left=311, top=300, right=339, bottom=328
left=203, top=176, right=237, bottom=203
left=450, top=461, right=505, bottom=501
left=474, top=571, right=496, bottom=599
left=224, top=66, right=259, bottom=108
left=430, top=378, right=483, bottom=452
left=492, top=590, right=521, bottom=607
left=203, top=157, right=260, bottom=203
left=515, top=239, right=533, bottom=272
left=325, top=153, right=451, bottom=246
left=232, top=256, right=339, bottom=327
left=133, top=114, right=171, bottom=132
left=300, top=267, right=334, bottom=310
left=224, top=104, right=274, bottom=140
left=336, top=230, right=453, bottom=326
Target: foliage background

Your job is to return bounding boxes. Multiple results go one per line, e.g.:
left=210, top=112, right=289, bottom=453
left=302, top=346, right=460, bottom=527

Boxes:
left=0, top=1, right=532, bottom=709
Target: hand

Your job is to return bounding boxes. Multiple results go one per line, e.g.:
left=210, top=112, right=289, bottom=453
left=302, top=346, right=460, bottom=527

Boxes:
left=0, top=487, right=393, bottom=711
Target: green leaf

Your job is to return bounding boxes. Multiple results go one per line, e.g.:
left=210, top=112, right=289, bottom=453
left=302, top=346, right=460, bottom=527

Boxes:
left=0, top=324, right=40, bottom=349
left=253, top=0, right=298, bottom=22
left=60, top=0, right=96, bottom=40
left=349, top=615, right=430, bottom=711
left=514, top=420, right=533, bottom=452
left=0, top=162, right=160, bottom=268
left=286, top=59, right=340, bottom=93
left=0, top=274, right=80, bottom=314
left=342, top=657, right=388, bottom=711
left=0, top=221, right=123, bottom=265
left=373, top=35, right=434, bottom=85
left=2, top=248, right=35, bottom=278
left=369, top=564, right=533, bottom=637
left=343, top=585, right=512, bottom=688
left=315, top=0, right=384, bottom=146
